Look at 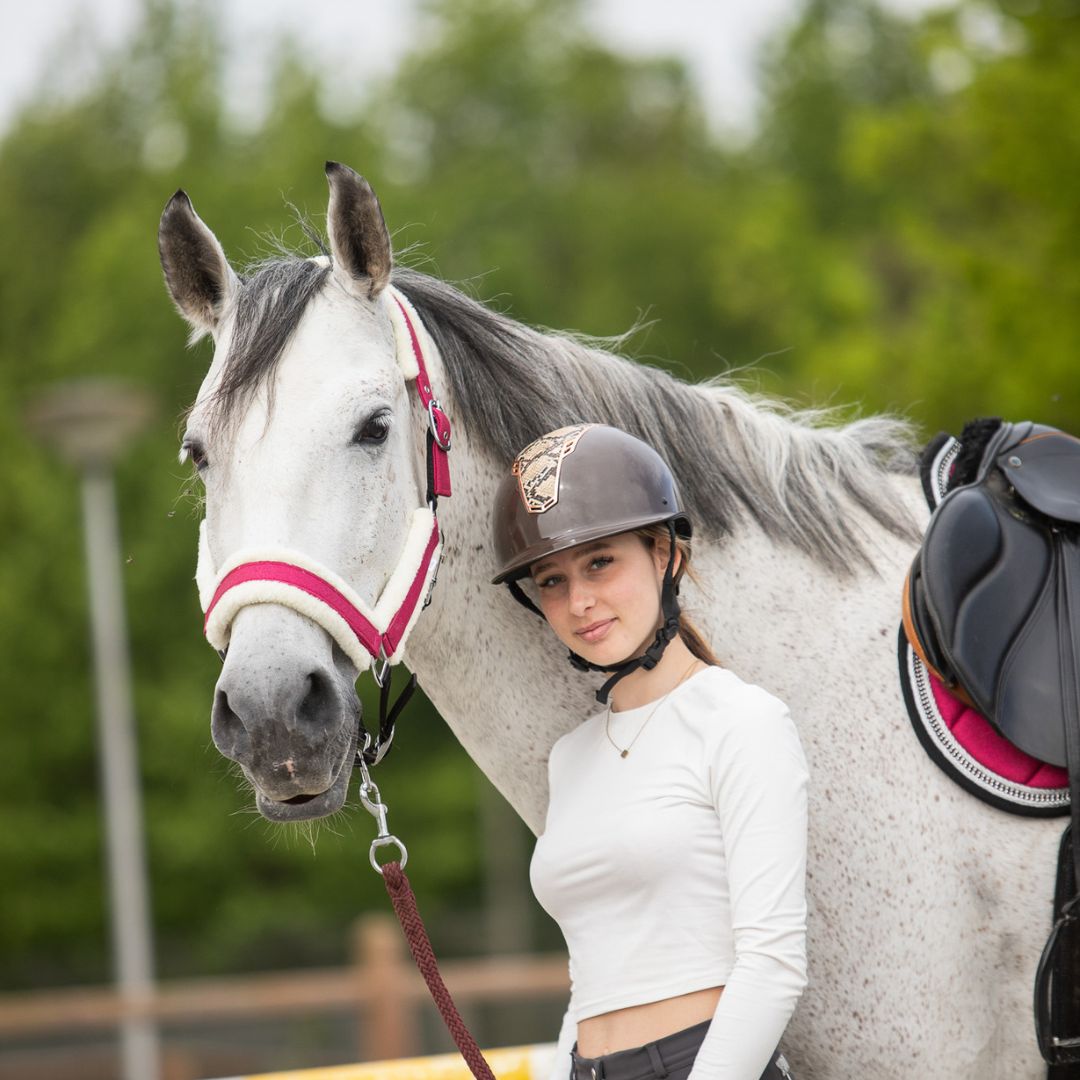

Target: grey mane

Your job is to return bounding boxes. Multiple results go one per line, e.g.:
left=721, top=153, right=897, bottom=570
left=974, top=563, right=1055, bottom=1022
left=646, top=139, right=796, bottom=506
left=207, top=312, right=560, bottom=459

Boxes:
left=203, top=252, right=919, bottom=575
left=392, top=267, right=919, bottom=575
left=203, top=252, right=331, bottom=434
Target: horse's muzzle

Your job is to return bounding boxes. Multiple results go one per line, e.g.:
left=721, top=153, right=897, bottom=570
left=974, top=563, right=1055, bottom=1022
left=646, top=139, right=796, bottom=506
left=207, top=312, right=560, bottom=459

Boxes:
left=209, top=606, right=360, bottom=820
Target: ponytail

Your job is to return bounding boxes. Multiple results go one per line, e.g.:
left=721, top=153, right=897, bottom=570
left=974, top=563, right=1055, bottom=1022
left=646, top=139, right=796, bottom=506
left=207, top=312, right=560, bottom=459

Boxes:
left=679, top=613, right=722, bottom=667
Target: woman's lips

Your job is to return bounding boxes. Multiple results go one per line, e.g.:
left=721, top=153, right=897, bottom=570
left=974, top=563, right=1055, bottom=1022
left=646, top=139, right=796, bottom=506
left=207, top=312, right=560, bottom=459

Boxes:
left=576, top=618, right=615, bottom=644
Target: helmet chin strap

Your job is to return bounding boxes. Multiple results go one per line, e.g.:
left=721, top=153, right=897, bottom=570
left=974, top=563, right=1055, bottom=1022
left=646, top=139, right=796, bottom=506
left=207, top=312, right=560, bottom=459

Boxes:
left=505, top=521, right=683, bottom=705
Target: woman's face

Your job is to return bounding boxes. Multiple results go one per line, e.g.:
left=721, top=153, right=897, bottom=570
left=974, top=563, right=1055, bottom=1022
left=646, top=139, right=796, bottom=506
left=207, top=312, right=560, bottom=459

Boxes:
left=528, top=531, right=669, bottom=666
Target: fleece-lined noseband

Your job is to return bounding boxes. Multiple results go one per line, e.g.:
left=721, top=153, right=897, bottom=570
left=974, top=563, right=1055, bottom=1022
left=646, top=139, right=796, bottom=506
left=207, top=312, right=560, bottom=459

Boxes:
left=195, top=287, right=451, bottom=764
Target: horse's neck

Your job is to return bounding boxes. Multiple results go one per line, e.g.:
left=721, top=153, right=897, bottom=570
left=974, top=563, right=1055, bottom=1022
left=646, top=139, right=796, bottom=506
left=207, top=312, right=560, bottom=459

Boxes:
left=689, top=487, right=927, bottom=706
left=404, top=405, right=926, bottom=834
left=400, top=425, right=574, bottom=833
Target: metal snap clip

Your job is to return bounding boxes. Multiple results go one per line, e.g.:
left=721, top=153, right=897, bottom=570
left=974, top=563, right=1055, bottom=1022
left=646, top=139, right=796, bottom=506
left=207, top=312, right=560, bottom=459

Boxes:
left=357, top=746, right=409, bottom=874
left=1008, top=455, right=1023, bottom=467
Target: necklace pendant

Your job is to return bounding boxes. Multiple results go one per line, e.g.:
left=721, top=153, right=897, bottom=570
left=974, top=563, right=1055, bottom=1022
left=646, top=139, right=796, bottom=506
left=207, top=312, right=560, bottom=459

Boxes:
left=620, top=749, right=629, bottom=759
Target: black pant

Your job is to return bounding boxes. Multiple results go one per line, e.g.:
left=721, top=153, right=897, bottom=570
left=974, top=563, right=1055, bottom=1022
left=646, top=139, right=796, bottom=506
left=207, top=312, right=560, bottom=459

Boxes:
left=569, top=1018, right=793, bottom=1080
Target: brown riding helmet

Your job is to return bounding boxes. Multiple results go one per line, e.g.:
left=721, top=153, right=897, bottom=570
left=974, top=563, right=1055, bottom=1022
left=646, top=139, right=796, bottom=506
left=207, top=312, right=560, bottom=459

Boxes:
left=491, top=424, right=691, bottom=585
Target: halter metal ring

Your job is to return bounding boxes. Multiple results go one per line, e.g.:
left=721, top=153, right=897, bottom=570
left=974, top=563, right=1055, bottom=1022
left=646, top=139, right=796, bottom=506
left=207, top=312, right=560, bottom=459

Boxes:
left=428, top=400, right=451, bottom=451
left=372, top=644, right=392, bottom=688
left=369, top=835, right=408, bottom=873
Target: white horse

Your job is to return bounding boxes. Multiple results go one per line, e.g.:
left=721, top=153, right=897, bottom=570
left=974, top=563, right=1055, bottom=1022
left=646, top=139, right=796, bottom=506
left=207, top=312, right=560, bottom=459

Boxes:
left=158, top=162, right=1062, bottom=1078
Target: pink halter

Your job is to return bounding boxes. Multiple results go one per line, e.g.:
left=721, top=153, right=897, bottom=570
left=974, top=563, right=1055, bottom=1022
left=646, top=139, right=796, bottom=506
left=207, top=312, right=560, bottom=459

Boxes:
left=196, top=288, right=451, bottom=688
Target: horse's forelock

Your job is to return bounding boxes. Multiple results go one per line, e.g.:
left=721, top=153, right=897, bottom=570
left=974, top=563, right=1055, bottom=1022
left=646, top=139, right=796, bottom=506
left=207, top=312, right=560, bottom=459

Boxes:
left=202, top=255, right=333, bottom=438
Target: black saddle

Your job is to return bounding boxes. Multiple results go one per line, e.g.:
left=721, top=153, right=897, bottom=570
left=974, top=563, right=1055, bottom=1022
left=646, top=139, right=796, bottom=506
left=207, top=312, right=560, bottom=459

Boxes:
left=905, top=420, right=1080, bottom=768
left=904, top=418, right=1080, bottom=1069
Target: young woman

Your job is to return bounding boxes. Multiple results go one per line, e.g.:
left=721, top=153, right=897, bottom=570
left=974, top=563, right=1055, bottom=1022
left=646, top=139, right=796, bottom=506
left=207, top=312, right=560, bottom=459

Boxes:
left=491, top=424, right=808, bottom=1080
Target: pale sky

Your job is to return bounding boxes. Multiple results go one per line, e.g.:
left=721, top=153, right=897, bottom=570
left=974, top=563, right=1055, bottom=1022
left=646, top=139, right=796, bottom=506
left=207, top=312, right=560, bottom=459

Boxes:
left=2, top=0, right=955, bottom=138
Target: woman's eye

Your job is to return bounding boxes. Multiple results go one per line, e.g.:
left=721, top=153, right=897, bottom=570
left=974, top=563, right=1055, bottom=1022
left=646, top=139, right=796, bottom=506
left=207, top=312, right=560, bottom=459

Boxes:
left=536, top=575, right=560, bottom=590
left=180, top=440, right=209, bottom=472
left=589, top=556, right=613, bottom=571
left=354, top=412, right=392, bottom=446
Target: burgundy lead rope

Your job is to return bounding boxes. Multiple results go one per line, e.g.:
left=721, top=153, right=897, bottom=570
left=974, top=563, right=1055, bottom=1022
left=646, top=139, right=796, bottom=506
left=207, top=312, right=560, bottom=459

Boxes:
left=358, top=755, right=496, bottom=1080
left=350, top=301, right=492, bottom=1075
left=380, top=862, right=497, bottom=1080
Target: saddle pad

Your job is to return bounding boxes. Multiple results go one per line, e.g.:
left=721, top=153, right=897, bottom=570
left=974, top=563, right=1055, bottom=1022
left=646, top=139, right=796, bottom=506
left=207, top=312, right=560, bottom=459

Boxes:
left=904, top=429, right=1069, bottom=814
left=900, top=628, right=1069, bottom=816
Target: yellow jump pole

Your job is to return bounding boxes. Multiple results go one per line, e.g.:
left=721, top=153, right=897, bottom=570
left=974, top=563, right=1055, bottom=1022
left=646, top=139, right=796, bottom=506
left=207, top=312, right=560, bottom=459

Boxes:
left=216, top=1043, right=556, bottom=1080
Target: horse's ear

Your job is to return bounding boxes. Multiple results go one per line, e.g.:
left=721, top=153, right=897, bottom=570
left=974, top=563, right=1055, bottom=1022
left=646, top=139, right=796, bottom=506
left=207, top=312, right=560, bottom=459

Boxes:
left=158, top=190, right=238, bottom=338
left=325, top=162, right=392, bottom=301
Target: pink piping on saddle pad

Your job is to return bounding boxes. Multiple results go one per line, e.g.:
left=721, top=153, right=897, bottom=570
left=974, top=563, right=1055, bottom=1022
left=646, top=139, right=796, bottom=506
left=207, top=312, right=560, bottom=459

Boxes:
left=928, top=672, right=1067, bottom=788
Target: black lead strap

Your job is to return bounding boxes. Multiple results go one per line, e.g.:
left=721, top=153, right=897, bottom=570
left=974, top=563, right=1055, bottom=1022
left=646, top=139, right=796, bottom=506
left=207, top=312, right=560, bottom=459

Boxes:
left=425, top=428, right=438, bottom=512
left=357, top=666, right=419, bottom=767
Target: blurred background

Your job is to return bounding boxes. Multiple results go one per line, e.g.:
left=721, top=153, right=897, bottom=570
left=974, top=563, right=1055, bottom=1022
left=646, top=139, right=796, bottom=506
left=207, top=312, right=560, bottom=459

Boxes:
left=2, top=0, right=1078, bottom=1077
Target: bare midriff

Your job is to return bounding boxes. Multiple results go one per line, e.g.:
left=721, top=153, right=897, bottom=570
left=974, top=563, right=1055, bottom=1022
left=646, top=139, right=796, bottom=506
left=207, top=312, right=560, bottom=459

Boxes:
left=575, top=986, right=724, bottom=1058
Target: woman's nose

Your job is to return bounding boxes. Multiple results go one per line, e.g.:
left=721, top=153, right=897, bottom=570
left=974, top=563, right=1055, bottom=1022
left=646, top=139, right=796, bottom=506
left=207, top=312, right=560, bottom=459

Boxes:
left=567, top=577, right=594, bottom=615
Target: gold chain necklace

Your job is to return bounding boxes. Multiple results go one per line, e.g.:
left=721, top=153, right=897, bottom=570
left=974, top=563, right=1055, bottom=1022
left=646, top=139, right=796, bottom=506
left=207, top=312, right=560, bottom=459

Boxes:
left=604, top=658, right=701, bottom=759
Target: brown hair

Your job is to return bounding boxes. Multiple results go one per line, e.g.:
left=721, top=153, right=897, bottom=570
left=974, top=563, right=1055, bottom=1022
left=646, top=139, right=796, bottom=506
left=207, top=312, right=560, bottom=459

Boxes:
left=634, top=523, right=722, bottom=668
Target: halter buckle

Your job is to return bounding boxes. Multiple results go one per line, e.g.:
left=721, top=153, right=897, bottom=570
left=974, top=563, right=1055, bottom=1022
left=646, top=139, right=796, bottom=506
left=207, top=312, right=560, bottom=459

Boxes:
left=428, top=400, right=452, bottom=451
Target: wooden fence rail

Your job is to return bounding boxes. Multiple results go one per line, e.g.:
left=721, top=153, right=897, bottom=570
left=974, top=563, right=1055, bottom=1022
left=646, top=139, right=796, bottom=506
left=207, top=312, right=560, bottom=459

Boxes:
left=0, top=914, right=569, bottom=1071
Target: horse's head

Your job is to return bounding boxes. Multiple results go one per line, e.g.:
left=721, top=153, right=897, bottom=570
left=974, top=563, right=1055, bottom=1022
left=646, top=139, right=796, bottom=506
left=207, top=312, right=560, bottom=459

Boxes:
left=159, top=163, right=443, bottom=821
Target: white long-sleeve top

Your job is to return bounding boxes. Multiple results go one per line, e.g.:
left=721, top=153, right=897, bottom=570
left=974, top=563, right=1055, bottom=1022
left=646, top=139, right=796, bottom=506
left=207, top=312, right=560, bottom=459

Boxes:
left=530, top=666, right=808, bottom=1080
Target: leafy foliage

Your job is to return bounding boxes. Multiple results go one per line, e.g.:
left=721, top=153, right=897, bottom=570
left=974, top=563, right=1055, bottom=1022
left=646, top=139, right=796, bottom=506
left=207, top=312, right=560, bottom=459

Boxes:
left=2, top=0, right=1078, bottom=989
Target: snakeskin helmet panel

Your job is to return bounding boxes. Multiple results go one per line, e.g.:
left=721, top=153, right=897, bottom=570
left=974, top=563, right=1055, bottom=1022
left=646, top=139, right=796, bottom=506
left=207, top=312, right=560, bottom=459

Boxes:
left=490, top=424, right=691, bottom=585
left=511, top=424, right=594, bottom=513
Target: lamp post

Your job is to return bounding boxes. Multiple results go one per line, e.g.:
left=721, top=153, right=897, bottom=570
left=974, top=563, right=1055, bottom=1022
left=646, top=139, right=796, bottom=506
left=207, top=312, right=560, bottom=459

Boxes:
left=26, top=379, right=160, bottom=1080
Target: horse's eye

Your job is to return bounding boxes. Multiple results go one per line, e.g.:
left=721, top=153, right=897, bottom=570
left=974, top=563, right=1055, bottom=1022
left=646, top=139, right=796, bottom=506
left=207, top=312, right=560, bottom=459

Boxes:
left=180, top=438, right=209, bottom=472
left=353, top=411, right=392, bottom=446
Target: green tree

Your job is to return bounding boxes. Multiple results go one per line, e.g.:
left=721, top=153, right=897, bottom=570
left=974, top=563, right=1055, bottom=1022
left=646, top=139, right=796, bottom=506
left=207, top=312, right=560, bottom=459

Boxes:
left=705, top=0, right=1080, bottom=428
left=0, top=1, right=476, bottom=993
left=2, top=0, right=1078, bottom=1017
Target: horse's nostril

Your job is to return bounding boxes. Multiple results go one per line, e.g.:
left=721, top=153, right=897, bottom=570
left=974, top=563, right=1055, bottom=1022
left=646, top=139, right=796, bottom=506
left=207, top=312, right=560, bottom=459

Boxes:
left=211, top=687, right=253, bottom=763
left=297, top=670, right=334, bottom=728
